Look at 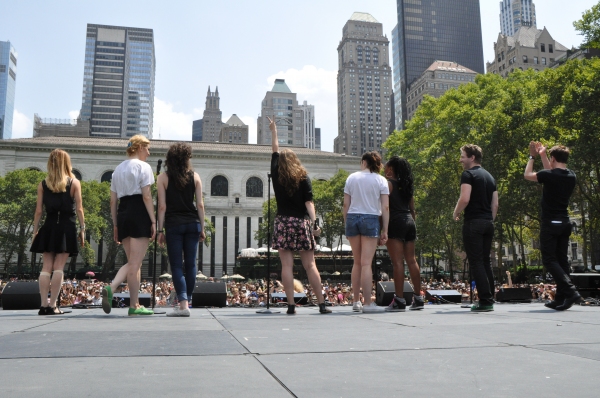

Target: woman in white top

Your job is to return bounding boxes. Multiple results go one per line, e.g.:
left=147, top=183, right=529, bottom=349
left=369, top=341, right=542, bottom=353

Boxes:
left=343, top=151, right=389, bottom=313
left=102, top=135, right=156, bottom=316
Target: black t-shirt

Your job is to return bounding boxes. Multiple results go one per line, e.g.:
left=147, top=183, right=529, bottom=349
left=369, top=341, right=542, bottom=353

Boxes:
left=388, top=179, right=411, bottom=216
left=271, top=152, right=312, bottom=218
left=460, top=166, right=496, bottom=221
left=537, top=168, right=576, bottom=220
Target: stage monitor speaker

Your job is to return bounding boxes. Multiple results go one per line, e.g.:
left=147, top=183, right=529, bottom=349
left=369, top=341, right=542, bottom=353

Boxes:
left=496, top=287, right=532, bottom=302
left=112, top=293, right=152, bottom=308
left=270, top=292, right=309, bottom=305
left=376, top=281, right=414, bottom=306
left=426, top=290, right=462, bottom=304
left=570, top=273, right=600, bottom=289
left=192, top=282, right=227, bottom=307
left=1, top=281, right=41, bottom=310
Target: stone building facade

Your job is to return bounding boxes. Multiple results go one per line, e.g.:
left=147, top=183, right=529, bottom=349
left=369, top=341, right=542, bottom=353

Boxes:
left=0, top=136, right=359, bottom=277
left=219, top=114, right=248, bottom=144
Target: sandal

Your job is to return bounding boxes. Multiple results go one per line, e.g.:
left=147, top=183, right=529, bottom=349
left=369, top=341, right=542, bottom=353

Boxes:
left=48, top=307, right=65, bottom=315
left=38, top=306, right=51, bottom=315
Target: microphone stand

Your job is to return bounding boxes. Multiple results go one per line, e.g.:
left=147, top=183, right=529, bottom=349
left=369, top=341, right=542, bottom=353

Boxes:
left=151, top=159, right=165, bottom=314
left=257, top=172, right=279, bottom=314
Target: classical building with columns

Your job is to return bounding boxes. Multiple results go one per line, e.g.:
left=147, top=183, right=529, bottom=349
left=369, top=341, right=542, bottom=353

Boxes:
left=0, top=136, right=359, bottom=277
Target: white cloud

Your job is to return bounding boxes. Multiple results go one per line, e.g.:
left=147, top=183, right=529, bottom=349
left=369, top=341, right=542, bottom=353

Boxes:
left=68, top=110, right=80, bottom=120
left=12, top=109, right=32, bottom=138
left=266, top=65, right=337, bottom=151
left=152, top=97, right=202, bottom=141
left=239, top=115, right=257, bottom=144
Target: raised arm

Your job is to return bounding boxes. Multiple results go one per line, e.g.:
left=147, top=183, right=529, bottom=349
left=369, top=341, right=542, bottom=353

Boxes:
left=268, top=116, right=278, bottom=153
left=524, top=141, right=539, bottom=182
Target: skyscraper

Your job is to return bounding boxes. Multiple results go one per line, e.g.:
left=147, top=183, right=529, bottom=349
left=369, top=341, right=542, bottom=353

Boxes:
left=315, top=127, right=321, bottom=150
left=220, top=114, right=248, bottom=144
left=80, top=24, right=155, bottom=138
left=334, top=12, right=393, bottom=156
left=394, top=0, right=484, bottom=129
left=257, top=79, right=304, bottom=147
left=298, top=101, right=316, bottom=149
left=500, top=0, right=537, bottom=36
left=0, top=41, right=17, bottom=140
left=195, top=86, right=223, bottom=142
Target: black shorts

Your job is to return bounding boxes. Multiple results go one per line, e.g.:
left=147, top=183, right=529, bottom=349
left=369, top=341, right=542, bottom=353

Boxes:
left=117, top=194, right=152, bottom=241
left=388, top=214, right=416, bottom=242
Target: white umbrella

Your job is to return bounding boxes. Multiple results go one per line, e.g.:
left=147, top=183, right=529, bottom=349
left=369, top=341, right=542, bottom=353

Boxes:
left=196, top=273, right=207, bottom=280
left=221, top=275, right=230, bottom=280
left=240, top=248, right=258, bottom=257
left=332, top=271, right=341, bottom=276
left=231, top=274, right=246, bottom=280
left=159, top=273, right=172, bottom=279
left=317, top=246, right=332, bottom=252
left=335, top=244, right=352, bottom=252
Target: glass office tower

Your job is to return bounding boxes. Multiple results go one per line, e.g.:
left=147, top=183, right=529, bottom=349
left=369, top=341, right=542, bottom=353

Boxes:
left=80, top=24, right=155, bottom=138
left=0, top=41, right=17, bottom=140
left=394, top=0, right=484, bottom=128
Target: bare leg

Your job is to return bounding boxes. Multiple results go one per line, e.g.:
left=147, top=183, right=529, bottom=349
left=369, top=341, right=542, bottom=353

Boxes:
left=300, top=250, right=325, bottom=304
left=386, top=239, right=406, bottom=296
left=126, top=238, right=150, bottom=308
left=39, top=253, right=55, bottom=307
left=360, top=236, right=379, bottom=305
left=404, top=241, right=421, bottom=294
left=49, top=253, right=69, bottom=308
left=110, top=238, right=131, bottom=291
left=279, top=249, right=295, bottom=304
left=348, top=235, right=363, bottom=303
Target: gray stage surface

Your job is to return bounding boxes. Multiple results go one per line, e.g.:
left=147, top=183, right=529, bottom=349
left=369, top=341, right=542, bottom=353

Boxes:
left=1, top=303, right=599, bottom=397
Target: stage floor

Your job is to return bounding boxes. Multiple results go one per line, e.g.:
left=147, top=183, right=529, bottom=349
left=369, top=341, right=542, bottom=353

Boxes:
left=1, top=302, right=599, bottom=397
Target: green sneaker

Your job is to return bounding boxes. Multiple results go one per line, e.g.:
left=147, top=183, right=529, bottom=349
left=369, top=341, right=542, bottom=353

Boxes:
left=128, top=306, right=154, bottom=316
left=102, top=285, right=113, bottom=314
left=471, top=303, right=494, bottom=312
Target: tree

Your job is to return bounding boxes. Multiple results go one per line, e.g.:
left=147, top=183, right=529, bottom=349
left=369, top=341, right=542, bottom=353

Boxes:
left=254, top=198, right=277, bottom=247
left=312, top=169, right=348, bottom=249
left=573, top=2, right=600, bottom=49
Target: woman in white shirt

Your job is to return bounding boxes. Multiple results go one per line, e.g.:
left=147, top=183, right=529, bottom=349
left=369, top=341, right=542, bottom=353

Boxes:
left=343, top=151, right=389, bottom=313
left=102, top=135, right=156, bottom=316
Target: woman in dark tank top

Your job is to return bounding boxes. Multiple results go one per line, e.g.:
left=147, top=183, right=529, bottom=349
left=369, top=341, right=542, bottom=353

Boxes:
left=157, top=143, right=205, bottom=317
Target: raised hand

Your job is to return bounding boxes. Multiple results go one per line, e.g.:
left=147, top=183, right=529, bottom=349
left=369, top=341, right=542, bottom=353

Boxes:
left=529, top=141, right=538, bottom=157
left=267, top=116, right=277, bottom=133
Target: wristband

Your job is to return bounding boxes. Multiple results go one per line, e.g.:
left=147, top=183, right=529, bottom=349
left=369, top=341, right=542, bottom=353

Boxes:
left=529, top=155, right=534, bottom=160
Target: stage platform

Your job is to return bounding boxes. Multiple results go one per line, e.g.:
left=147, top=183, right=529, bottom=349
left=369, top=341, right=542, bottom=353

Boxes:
left=1, top=302, right=599, bottom=397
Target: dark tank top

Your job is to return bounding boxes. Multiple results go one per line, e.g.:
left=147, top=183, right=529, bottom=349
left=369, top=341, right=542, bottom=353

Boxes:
left=388, top=179, right=411, bottom=216
left=165, top=172, right=200, bottom=228
left=42, top=178, right=76, bottom=223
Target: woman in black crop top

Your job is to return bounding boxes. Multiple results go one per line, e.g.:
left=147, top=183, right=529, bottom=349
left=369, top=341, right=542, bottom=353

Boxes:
left=30, top=149, right=85, bottom=315
left=268, top=116, right=331, bottom=315
left=157, top=143, right=205, bottom=317
left=384, top=156, right=424, bottom=311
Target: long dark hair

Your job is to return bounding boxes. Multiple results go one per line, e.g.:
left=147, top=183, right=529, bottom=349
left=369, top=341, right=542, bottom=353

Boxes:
left=165, top=143, right=193, bottom=190
left=386, top=156, right=414, bottom=201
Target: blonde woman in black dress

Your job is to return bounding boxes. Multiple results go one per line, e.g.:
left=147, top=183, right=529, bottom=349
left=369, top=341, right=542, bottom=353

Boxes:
left=31, top=149, right=85, bottom=315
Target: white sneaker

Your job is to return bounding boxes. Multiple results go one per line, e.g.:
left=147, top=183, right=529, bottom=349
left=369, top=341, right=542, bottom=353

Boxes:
left=167, top=307, right=190, bottom=317
left=352, top=301, right=363, bottom=312
left=362, top=302, right=385, bottom=313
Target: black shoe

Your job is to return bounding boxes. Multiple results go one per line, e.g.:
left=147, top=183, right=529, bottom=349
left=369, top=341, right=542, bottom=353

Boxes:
left=287, top=304, right=296, bottom=315
left=385, top=296, right=406, bottom=312
left=555, top=293, right=581, bottom=311
left=319, top=303, right=332, bottom=314
left=38, top=306, right=50, bottom=315
left=544, top=300, right=562, bottom=309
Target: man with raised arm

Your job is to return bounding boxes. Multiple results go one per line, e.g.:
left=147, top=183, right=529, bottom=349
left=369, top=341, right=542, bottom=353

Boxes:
left=524, top=142, right=580, bottom=310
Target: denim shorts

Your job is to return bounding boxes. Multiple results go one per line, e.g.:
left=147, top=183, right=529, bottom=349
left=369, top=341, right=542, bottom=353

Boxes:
left=345, top=213, right=380, bottom=238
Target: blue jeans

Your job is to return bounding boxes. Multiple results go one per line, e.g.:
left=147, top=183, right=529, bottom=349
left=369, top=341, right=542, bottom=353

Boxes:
left=165, top=222, right=201, bottom=302
left=463, top=219, right=495, bottom=306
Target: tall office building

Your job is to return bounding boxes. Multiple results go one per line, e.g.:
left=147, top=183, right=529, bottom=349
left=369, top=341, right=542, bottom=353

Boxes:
left=394, top=0, right=484, bottom=129
left=298, top=101, right=316, bottom=149
left=257, top=79, right=305, bottom=147
left=500, top=0, right=536, bottom=36
left=315, top=128, right=321, bottom=150
left=79, top=24, right=155, bottom=138
left=0, top=41, right=17, bottom=140
left=334, top=12, right=393, bottom=156
left=219, top=114, right=248, bottom=144
left=192, top=86, right=223, bottom=142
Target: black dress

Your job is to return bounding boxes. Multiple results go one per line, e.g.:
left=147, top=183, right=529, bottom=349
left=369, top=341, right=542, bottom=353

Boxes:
left=30, top=179, right=79, bottom=257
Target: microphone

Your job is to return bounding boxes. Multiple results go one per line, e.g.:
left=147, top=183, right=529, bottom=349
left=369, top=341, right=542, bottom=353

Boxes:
left=156, top=159, right=162, bottom=174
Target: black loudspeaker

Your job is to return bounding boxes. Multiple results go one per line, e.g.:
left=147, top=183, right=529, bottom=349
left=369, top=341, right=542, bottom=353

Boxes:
left=270, top=292, right=309, bottom=305
left=570, top=273, right=600, bottom=289
left=1, top=281, right=41, bottom=310
left=376, top=281, right=414, bottom=306
left=496, top=287, right=532, bottom=302
left=192, top=282, right=227, bottom=307
left=112, top=293, right=151, bottom=308
left=426, top=290, right=462, bottom=304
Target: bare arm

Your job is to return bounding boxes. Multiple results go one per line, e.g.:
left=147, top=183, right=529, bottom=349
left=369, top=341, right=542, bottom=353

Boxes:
left=32, top=182, right=44, bottom=235
left=380, top=194, right=389, bottom=244
left=157, top=174, right=167, bottom=245
left=268, top=116, right=278, bottom=153
left=194, top=172, right=206, bottom=242
left=141, top=184, right=156, bottom=240
left=491, top=191, right=499, bottom=221
left=305, top=201, right=321, bottom=237
left=538, top=143, right=551, bottom=170
left=453, top=184, right=472, bottom=221
left=343, top=193, right=351, bottom=223
left=71, top=179, right=85, bottom=246
left=409, top=197, right=416, bottom=220
left=110, top=190, right=119, bottom=244
left=524, top=141, right=540, bottom=181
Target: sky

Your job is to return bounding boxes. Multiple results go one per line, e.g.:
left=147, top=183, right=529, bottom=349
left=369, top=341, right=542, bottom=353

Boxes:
left=1, top=0, right=597, bottom=152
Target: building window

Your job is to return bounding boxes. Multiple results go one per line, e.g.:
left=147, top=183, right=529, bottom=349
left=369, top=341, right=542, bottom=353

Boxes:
left=72, top=169, right=83, bottom=180
left=100, top=171, right=113, bottom=183
left=534, top=56, right=538, bottom=64
left=211, top=175, right=228, bottom=196
left=542, top=57, right=546, bottom=65
left=246, top=177, right=263, bottom=197
left=549, top=44, right=554, bottom=53
left=541, top=43, right=545, bottom=52
left=522, top=55, right=528, bottom=63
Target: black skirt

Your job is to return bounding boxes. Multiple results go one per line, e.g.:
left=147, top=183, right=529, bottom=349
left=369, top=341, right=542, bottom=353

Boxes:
left=117, top=194, right=152, bottom=241
left=30, top=218, right=79, bottom=257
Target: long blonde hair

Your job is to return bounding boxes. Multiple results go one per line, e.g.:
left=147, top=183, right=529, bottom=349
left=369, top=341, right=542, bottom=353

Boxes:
left=45, top=149, right=74, bottom=193
left=278, top=149, right=308, bottom=196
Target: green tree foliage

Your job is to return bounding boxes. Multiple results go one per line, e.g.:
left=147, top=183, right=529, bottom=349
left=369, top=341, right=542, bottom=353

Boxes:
left=0, top=169, right=46, bottom=273
left=384, top=58, right=600, bottom=274
left=573, top=2, right=600, bottom=49
left=313, top=169, right=349, bottom=249
left=254, top=198, right=277, bottom=247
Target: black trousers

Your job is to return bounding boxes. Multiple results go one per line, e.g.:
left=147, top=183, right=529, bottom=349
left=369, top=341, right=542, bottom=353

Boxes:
left=540, top=219, right=577, bottom=301
left=463, top=219, right=495, bottom=306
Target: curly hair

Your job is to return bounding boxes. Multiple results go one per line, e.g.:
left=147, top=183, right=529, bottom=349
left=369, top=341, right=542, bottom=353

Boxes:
left=386, top=156, right=414, bottom=201
left=165, top=143, right=193, bottom=191
left=46, top=149, right=75, bottom=193
left=278, top=149, right=308, bottom=196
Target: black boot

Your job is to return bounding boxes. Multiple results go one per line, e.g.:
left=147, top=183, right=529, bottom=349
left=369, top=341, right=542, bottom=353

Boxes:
left=555, top=293, right=581, bottom=311
left=319, top=303, right=332, bottom=314
left=287, top=304, right=296, bottom=315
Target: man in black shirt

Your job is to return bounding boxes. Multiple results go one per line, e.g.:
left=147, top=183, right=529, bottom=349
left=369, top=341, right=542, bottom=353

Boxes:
left=525, top=142, right=580, bottom=310
left=453, top=144, right=499, bottom=312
